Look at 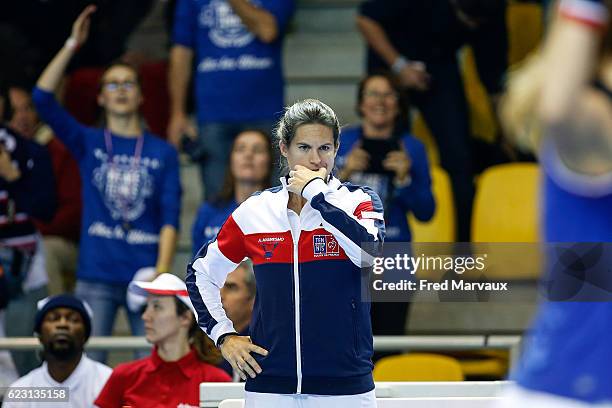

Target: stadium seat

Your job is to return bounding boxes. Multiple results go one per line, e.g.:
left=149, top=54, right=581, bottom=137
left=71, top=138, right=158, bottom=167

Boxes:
left=471, top=162, right=541, bottom=281
left=408, top=166, right=456, bottom=242
left=472, top=163, right=540, bottom=243
left=445, top=350, right=510, bottom=380
left=373, top=353, right=465, bottom=382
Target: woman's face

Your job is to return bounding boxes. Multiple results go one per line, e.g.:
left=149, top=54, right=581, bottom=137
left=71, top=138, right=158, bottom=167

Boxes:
left=280, top=123, right=337, bottom=179
left=359, top=76, right=399, bottom=129
left=98, top=65, right=142, bottom=117
left=231, top=131, right=271, bottom=184
left=141, top=296, right=190, bottom=345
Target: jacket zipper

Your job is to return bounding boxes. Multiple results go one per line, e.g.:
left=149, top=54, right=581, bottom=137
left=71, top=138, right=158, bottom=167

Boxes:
left=292, top=236, right=303, bottom=393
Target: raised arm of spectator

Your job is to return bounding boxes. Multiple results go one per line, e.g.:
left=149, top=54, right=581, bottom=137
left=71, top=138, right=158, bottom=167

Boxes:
left=36, top=5, right=96, bottom=93
left=33, top=5, right=97, bottom=162
left=227, top=0, right=280, bottom=43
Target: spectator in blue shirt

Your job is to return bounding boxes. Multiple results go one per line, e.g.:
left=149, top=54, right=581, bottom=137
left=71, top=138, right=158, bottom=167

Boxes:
left=32, top=6, right=181, bottom=363
left=167, top=0, right=295, bottom=199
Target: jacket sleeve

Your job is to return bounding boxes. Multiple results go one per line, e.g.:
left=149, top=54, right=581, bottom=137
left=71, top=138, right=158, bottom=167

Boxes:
left=185, top=213, right=247, bottom=345
left=302, top=178, right=385, bottom=267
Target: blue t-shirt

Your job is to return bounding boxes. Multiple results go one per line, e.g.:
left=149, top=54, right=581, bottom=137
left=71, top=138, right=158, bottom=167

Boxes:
left=191, top=199, right=238, bottom=256
left=336, top=126, right=434, bottom=242
left=173, top=0, right=295, bottom=124
left=514, top=142, right=612, bottom=403
left=32, top=88, right=181, bottom=284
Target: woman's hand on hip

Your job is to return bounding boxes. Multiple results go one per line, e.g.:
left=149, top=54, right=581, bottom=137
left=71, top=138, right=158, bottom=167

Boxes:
left=220, top=335, right=268, bottom=380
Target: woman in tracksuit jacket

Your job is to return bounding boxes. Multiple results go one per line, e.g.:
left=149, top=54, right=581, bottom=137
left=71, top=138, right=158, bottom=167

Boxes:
left=186, top=99, right=385, bottom=407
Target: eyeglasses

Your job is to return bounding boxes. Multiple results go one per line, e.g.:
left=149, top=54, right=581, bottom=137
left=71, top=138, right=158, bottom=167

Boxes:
left=102, top=80, right=138, bottom=92
left=363, top=90, right=398, bottom=101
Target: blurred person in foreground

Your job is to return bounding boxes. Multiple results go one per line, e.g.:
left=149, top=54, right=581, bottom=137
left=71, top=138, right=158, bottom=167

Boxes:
left=32, top=6, right=181, bottom=363
left=499, top=0, right=612, bottom=406
left=336, top=72, right=434, bottom=347
left=94, top=273, right=230, bottom=408
left=192, top=128, right=273, bottom=255
left=4, top=295, right=111, bottom=408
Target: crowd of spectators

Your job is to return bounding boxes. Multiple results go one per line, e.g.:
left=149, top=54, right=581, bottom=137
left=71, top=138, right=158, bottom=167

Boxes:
left=0, top=0, right=563, bottom=406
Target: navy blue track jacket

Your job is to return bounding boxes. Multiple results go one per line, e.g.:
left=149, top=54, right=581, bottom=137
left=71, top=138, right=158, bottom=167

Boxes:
left=186, top=176, right=385, bottom=395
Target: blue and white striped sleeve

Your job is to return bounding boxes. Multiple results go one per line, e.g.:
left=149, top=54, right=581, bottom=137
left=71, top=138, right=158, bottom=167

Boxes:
left=185, top=214, right=246, bottom=345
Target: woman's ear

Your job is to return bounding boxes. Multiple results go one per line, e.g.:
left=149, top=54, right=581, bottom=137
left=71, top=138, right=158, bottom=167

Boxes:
left=179, top=310, right=193, bottom=329
left=97, top=93, right=105, bottom=108
left=279, top=141, right=288, bottom=158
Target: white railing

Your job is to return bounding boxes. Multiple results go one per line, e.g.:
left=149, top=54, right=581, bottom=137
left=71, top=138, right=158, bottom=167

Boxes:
left=0, top=334, right=522, bottom=367
left=0, top=334, right=521, bottom=351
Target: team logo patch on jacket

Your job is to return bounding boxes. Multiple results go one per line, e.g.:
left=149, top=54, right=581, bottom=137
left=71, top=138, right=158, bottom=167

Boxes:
left=313, top=235, right=340, bottom=257
left=258, top=237, right=284, bottom=259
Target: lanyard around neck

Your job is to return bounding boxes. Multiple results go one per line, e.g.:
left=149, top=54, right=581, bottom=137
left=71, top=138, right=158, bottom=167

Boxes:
left=104, top=128, right=144, bottom=166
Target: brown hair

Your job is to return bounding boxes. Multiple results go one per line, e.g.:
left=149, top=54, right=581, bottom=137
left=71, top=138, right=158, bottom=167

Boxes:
left=214, top=129, right=273, bottom=205
left=174, top=298, right=223, bottom=365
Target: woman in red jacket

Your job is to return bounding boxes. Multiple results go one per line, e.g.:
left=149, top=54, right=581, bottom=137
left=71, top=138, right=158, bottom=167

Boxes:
left=95, top=274, right=231, bottom=408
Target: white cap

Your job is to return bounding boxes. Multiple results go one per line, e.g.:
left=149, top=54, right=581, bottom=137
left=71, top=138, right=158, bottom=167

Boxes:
left=128, top=273, right=196, bottom=315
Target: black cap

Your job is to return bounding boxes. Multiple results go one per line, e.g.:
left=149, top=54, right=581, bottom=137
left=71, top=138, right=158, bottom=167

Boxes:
left=34, top=295, right=93, bottom=340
